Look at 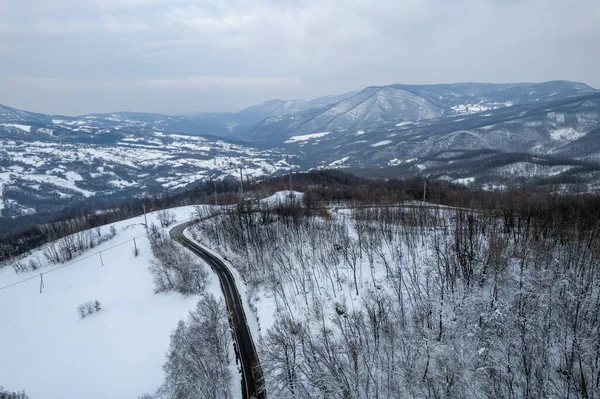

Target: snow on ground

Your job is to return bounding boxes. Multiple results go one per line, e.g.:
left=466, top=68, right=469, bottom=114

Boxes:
left=260, top=190, right=304, bottom=205
left=188, top=197, right=534, bottom=397
left=65, top=171, right=83, bottom=182
left=550, top=127, right=586, bottom=141
left=52, top=119, right=87, bottom=126
left=482, top=183, right=508, bottom=191
left=455, top=177, right=475, bottom=185
left=452, top=101, right=513, bottom=115
left=388, top=157, right=417, bottom=166
left=328, top=156, right=350, bottom=167
left=3, top=138, right=283, bottom=192
left=187, top=200, right=447, bottom=374
left=1, top=123, right=31, bottom=132
left=493, top=162, right=574, bottom=178
left=37, top=127, right=53, bottom=135
left=0, top=205, right=237, bottom=399
left=19, top=173, right=95, bottom=197
left=284, top=132, right=330, bottom=143
left=108, top=179, right=138, bottom=188
left=371, top=140, right=392, bottom=147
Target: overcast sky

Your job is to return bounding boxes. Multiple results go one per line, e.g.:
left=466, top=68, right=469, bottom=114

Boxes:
left=0, top=0, right=598, bottom=115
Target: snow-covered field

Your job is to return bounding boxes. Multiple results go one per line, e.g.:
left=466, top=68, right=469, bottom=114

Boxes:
left=0, top=206, right=236, bottom=399
left=260, top=190, right=304, bottom=205
left=283, top=131, right=330, bottom=143
left=451, top=101, right=513, bottom=115
left=371, top=139, right=392, bottom=147
left=0, top=127, right=288, bottom=217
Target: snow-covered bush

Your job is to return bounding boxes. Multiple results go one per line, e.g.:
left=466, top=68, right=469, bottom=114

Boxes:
left=77, top=300, right=101, bottom=319
left=147, top=224, right=207, bottom=295
left=156, top=210, right=176, bottom=228
left=11, top=260, right=25, bottom=274
left=12, top=259, right=42, bottom=274
left=0, top=386, right=29, bottom=399
left=43, top=226, right=118, bottom=265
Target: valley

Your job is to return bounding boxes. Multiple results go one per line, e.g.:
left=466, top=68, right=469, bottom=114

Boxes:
left=1, top=80, right=600, bottom=224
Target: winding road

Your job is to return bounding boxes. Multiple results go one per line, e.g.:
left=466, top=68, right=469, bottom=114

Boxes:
left=170, top=221, right=265, bottom=399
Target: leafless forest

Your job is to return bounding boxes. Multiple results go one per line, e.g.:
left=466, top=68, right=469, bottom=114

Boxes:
left=191, top=188, right=600, bottom=399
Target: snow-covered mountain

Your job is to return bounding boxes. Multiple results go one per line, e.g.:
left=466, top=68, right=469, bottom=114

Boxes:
left=254, top=86, right=443, bottom=141
left=285, top=92, right=600, bottom=187
left=244, top=81, right=598, bottom=143
left=1, top=80, right=599, bottom=218
left=237, top=98, right=312, bottom=119
left=0, top=103, right=54, bottom=124
left=307, top=90, right=359, bottom=108
left=187, top=91, right=360, bottom=134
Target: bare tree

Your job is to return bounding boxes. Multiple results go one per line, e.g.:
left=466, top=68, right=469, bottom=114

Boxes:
left=156, top=210, right=177, bottom=228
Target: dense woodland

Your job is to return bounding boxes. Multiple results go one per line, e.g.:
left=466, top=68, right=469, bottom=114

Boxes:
left=190, top=182, right=600, bottom=399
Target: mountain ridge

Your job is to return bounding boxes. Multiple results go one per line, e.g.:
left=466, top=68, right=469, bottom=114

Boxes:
left=1, top=80, right=599, bottom=219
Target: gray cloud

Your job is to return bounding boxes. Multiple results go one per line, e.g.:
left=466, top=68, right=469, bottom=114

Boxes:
left=0, top=0, right=598, bottom=115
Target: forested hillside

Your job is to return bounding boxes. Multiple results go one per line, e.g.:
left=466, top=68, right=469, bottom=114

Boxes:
left=190, top=188, right=600, bottom=398
left=3, top=169, right=600, bottom=398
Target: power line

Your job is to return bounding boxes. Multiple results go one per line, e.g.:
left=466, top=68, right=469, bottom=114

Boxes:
left=0, top=233, right=147, bottom=292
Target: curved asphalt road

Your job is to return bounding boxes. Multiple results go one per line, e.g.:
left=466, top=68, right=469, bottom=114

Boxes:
left=170, top=221, right=265, bottom=399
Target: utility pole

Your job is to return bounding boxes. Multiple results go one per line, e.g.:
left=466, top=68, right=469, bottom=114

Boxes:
left=288, top=158, right=293, bottom=192
left=239, top=162, right=244, bottom=200
left=213, top=158, right=218, bottom=206
left=99, top=251, right=104, bottom=267
left=214, top=179, right=218, bottom=206
left=143, top=203, right=148, bottom=228
left=422, top=180, right=427, bottom=203
left=39, top=273, right=44, bottom=294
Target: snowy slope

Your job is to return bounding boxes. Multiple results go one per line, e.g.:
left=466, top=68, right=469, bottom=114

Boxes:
left=0, top=206, right=235, bottom=399
left=260, top=190, right=304, bottom=205
left=247, top=80, right=598, bottom=144
left=188, top=200, right=600, bottom=398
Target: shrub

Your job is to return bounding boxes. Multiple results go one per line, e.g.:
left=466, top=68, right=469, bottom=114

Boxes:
left=147, top=224, right=207, bottom=295
left=0, top=386, right=29, bottom=399
left=77, top=300, right=101, bottom=319
left=157, top=210, right=177, bottom=228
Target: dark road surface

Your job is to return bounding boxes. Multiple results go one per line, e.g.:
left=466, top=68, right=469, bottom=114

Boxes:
left=170, top=221, right=265, bottom=399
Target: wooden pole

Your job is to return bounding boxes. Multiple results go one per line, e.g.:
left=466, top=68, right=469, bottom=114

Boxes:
left=239, top=165, right=244, bottom=198
left=214, top=179, right=218, bottom=206
left=289, top=159, right=293, bottom=192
